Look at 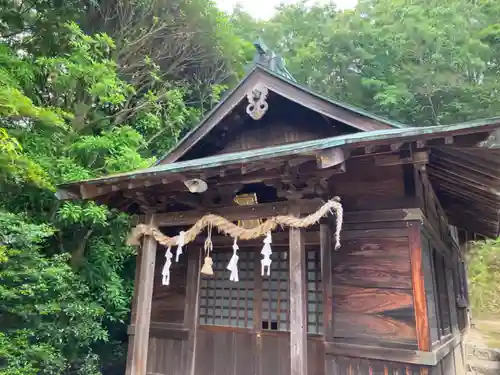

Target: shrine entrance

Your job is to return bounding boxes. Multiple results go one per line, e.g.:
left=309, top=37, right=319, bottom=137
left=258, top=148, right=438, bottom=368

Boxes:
left=193, top=242, right=324, bottom=375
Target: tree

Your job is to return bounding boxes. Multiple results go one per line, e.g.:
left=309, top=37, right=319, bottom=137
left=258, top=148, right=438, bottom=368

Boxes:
left=0, top=211, right=107, bottom=375
left=0, top=0, right=250, bottom=372
left=231, top=0, right=500, bottom=126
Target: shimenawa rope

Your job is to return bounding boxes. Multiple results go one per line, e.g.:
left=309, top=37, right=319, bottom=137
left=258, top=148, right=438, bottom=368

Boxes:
left=127, top=197, right=343, bottom=250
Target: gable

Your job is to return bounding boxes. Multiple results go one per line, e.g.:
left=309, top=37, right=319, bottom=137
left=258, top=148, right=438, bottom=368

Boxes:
left=158, top=66, right=400, bottom=164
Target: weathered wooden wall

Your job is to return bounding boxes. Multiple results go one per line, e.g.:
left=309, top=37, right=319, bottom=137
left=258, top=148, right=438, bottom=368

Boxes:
left=331, top=228, right=417, bottom=348
left=428, top=349, right=464, bottom=375
left=193, top=329, right=325, bottom=375
left=127, top=160, right=468, bottom=375
left=325, top=355, right=426, bottom=374
left=220, top=120, right=338, bottom=154
left=329, top=159, right=409, bottom=211
left=127, top=246, right=200, bottom=375
left=414, top=166, right=466, bottom=375
left=151, top=247, right=188, bottom=324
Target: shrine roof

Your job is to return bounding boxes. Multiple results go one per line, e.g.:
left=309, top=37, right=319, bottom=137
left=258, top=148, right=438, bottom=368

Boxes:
left=57, top=117, right=500, bottom=196
left=56, top=116, right=500, bottom=238
left=155, top=64, right=405, bottom=165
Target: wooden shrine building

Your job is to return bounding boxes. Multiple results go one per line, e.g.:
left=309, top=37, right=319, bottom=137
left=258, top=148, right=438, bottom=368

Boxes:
left=57, top=46, right=500, bottom=375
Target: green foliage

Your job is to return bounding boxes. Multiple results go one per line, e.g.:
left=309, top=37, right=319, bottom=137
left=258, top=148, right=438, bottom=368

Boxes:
left=231, top=0, right=500, bottom=125
left=2, top=0, right=500, bottom=373
left=0, top=0, right=246, bottom=372
left=468, top=238, right=500, bottom=318
left=0, top=128, right=52, bottom=189
left=0, top=211, right=107, bottom=374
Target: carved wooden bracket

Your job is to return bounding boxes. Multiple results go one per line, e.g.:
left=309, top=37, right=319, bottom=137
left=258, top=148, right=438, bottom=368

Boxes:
left=246, top=84, right=269, bottom=120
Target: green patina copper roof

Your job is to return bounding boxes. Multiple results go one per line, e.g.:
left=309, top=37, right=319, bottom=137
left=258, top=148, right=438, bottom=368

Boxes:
left=252, top=38, right=297, bottom=82
left=258, top=64, right=407, bottom=129
left=154, top=42, right=406, bottom=165
left=57, top=117, right=500, bottom=193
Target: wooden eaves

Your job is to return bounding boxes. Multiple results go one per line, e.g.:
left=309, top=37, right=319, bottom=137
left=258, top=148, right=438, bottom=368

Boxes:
left=56, top=118, right=500, bottom=237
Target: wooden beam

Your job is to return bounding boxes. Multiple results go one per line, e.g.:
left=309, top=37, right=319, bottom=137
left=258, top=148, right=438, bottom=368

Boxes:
left=289, top=209, right=308, bottom=375
left=153, top=199, right=323, bottom=227
left=409, top=222, right=431, bottom=352
left=128, top=214, right=157, bottom=375
left=194, top=224, right=412, bottom=248
left=374, top=150, right=429, bottom=167
left=391, top=142, right=404, bottom=152
left=324, top=335, right=461, bottom=366
left=151, top=201, right=423, bottom=228
left=320, top=221, right=334, bottom=342
left=316, top=148, right=346, bottom=169
left=127, top=323, right=189, bottom=341
left=445, top=266, right=459, bottom=336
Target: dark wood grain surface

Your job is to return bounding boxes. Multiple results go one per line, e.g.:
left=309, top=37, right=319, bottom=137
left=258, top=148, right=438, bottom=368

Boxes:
left=332, top=237, right=411, bottom=289
left=150, top=247, right=187, bottom=324
left=409, top=222, right=430, bottom=351
left=331, top=230, right=417, bottom=348
left=192, top=328, right=322, bottom=375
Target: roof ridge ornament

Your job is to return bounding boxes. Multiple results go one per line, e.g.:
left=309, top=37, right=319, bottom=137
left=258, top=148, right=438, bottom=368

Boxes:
left=246, top=83, right=269, bottom=120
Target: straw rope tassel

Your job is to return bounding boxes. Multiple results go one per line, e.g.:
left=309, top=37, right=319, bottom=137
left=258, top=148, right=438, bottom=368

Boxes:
left=161, top=246, right=173, bottom=286
left=175, top=231, right=185, bottom=262
left=261, top=231, right=272, bottom=276
left=200, top=224, right=214, bottom=276
left=226, top=237, right=239, bottom=282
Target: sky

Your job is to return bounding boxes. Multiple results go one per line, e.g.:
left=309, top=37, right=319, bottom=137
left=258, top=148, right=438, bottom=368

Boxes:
left=215, top=0, right=357, bottom=20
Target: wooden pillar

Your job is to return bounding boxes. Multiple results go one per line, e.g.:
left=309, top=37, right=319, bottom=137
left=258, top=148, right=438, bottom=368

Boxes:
left=129, top=214, right=157, bottom=375
left=321, top=220, right=334, bottom=375
left=409, top=222, right=430, bottom=352
left=320, top=220, right=334, bottom=341
left=125, top=247, right=142, bottom=375
left=183, top=248, right=202, bottom=375
left=289, top=217, right=308, bottom=375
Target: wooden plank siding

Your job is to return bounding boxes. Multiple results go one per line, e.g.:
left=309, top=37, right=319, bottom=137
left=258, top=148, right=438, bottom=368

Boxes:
left=150, top=246, right=188, bottom=324
left=192, top=328, right=324, bottom=375
left=141, top=246, right=191, bottom=375
left=329, top=161, right=410, bottom=211
left=218, top=119, right=340, bottom=156
left=147, top=337, right=185, bottom=375
left=331, top=226, right=418, bottom=348
left=325, top=355, right=426, bottom=375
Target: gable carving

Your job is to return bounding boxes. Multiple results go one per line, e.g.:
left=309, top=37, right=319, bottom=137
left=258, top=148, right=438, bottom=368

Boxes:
left=246, top=83, right=269, bottom=120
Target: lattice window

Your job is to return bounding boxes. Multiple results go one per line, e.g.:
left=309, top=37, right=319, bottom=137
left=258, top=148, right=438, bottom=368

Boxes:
left=199, top=250, right=255, bottom=328
left=262, top=250, right=289, bottom=331
left=307, top=249, right=322, bottom=334
left=198, top=248, right=322, bottom=334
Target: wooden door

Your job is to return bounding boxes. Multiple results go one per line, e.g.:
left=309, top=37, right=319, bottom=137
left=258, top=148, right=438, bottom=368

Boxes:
left=193, top=247, right=324, bottom=375
left=194, top=248, right=257, bottom=375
